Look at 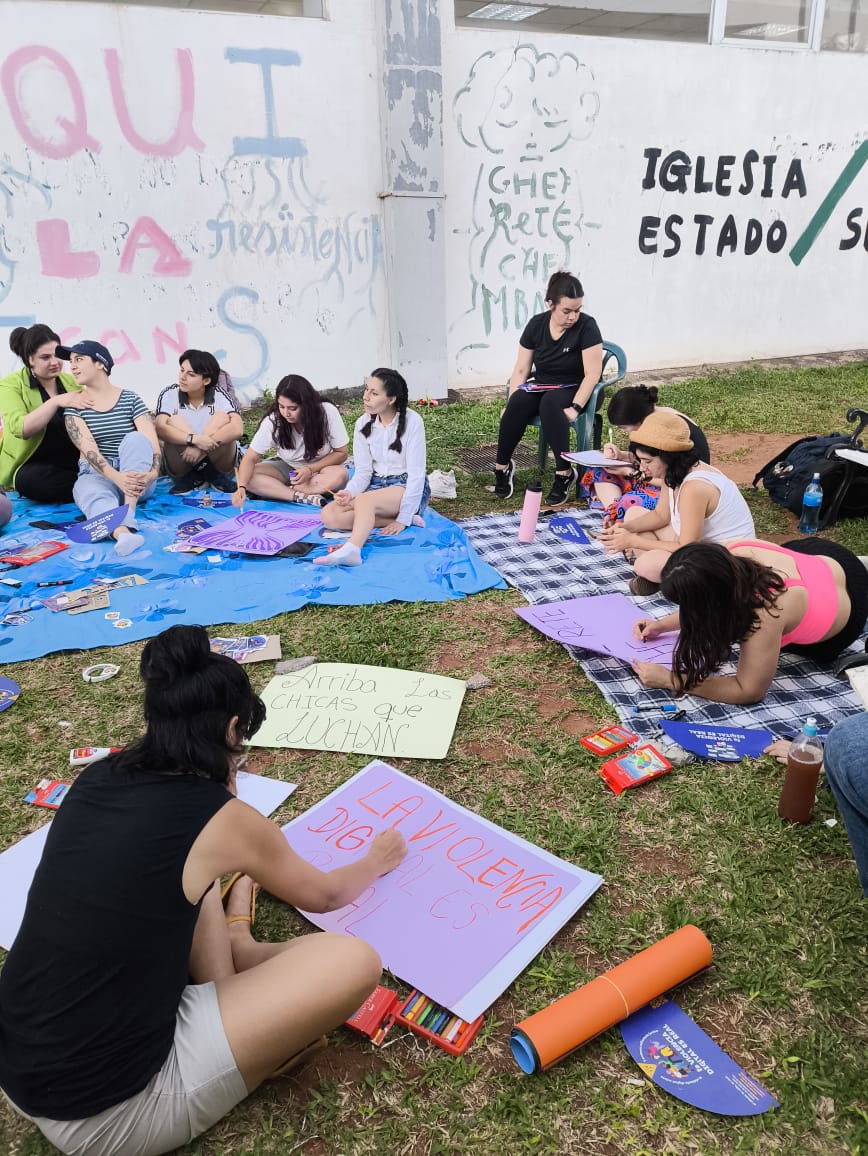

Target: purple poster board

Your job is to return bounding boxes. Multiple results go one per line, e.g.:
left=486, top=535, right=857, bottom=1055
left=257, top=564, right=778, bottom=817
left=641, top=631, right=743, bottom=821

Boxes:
left=282, top=760, right=603, bottom=1021
left=621, top=1000, right=779, bottom=1116
left=516, top=593, right=678, bottom=668
left=187, top=509, right=320, bottom=555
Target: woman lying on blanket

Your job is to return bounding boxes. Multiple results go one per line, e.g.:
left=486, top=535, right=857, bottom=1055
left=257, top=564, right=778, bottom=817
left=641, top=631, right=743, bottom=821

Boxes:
left=315, top=368, right=429, bottom=567
left=0, top=323, right=82, bottom=503
left=233, top=374, right=349, bottom=509
left=598, top=410, right=754, bottom=596
left=59, top=340, right=161, bottom=557
left=631, top=539, right=868, bottom=704
left=580, top=385, right=710, bottom=521
left=0, top=625, right=406, bottom=1156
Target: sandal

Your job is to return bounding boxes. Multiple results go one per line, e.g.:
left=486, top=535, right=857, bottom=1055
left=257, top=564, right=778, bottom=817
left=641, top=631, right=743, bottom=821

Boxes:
left=270, top=1036, right=328, bottom=1079
left=221, top=871, right=258, bottom=928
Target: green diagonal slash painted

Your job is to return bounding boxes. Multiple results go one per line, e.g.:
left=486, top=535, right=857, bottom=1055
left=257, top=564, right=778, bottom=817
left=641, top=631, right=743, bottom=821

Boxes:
left=789, top=140, right=868, bottom=266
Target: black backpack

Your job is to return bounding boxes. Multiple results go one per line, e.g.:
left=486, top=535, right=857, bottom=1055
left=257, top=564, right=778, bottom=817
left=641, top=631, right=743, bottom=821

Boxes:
left=752, top=409, right=868, bottom=523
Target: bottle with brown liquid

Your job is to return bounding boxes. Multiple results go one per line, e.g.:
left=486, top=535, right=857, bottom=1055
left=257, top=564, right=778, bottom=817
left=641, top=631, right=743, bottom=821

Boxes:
left=778, top=717, right=824, bottom=824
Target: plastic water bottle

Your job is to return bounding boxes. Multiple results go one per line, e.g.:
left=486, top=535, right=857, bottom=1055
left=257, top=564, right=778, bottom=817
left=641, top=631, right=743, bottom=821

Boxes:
left=798, top=472, right=823, bottom=534
left=518, top=483, right=542, bottom=543
left=778, top=717, right=824, bottom=823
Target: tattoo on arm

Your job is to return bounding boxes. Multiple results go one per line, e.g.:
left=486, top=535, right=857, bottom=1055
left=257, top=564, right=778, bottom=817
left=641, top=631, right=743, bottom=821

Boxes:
left=64, top=415, right=83, bottom=447
left=85, top=449, right=111, bottom=476
left=150, top=452, right=162, bottom=474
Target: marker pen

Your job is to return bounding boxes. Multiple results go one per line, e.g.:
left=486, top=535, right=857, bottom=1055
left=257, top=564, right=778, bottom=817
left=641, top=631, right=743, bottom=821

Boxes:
left=632, top=702, right=678, bottom=714
left=36, top=579, right=74, bottom=588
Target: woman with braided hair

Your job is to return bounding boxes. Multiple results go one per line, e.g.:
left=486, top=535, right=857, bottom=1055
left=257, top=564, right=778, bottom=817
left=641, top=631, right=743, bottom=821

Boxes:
left=316, top=368, right=429, bottom=567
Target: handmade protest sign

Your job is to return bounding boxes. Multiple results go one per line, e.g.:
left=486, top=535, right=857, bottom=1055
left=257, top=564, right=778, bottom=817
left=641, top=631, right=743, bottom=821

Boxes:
left=621, top=1001, right=779, bottom=1115
left=283, top=760, right=603, bottom=1020
left=517, top=593, right=678, bottom=667
left=187, top=510, right=320, bottom=555
left=250, top=664, right=466, bottom=759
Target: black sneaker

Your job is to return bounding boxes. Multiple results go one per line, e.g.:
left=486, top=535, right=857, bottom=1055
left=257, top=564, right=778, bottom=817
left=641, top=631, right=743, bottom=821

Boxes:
left=169, top=472, right=199, bottom=495
left=203, top=464, right=238, bottom=493
left=544, top=468, right=576, bottom=507
left=493, top=460, right=515, bottom=499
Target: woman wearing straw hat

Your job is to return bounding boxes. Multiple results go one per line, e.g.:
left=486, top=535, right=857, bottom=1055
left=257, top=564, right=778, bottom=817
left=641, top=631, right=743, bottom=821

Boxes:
left=598, top=410, right=754, bottom=595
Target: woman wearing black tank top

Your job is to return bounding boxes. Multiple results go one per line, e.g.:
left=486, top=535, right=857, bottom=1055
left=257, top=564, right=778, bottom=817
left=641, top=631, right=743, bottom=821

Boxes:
left=0, top=626, right=407, bottom=1156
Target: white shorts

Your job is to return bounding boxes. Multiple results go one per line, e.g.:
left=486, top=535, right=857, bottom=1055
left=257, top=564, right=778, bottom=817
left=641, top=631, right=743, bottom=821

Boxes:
left=12, top=982, right=247, bottom=1156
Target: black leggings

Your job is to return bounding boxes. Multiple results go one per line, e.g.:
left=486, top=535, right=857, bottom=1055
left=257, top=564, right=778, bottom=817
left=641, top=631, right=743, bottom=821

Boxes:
left=15, top=459, right=78, bottom=504
left=496, top=387, right=580, bottom=472
left=781, top=538, right=868, bottom=663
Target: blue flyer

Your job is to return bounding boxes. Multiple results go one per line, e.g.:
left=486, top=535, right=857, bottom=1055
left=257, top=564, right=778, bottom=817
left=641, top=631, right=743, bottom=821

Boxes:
left=65, top=505, right=129, bottom=543
left=621, top=1001, right=779, bottom=1116
left=548, top=515, right=590, bottom=545
left=0, top=676, right=21, bottom=713
left=660, top=720, right=774, bottom=762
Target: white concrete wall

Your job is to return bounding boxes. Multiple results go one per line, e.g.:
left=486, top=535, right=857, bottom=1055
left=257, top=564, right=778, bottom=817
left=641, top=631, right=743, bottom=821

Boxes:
left=444, top=31, right=868, bottom=381
left=0, top=0, right=387, bottom=405
left=3, top=3, right=867, bottom=401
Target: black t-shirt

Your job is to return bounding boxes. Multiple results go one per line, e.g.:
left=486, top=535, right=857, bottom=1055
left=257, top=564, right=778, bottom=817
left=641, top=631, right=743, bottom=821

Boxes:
left=27, top=375, right=79, bottom=470
left=0, top=758, right=232, bottom=1119
left=683, top=416, right=711, bottom=464
left=519, top=311, right=603, bottom=385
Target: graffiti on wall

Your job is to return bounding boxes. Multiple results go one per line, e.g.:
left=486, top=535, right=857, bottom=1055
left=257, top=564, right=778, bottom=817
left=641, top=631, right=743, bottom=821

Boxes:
left=450, top=45, right=599, bottom=367
left=0, top=42, right=385, bottom=401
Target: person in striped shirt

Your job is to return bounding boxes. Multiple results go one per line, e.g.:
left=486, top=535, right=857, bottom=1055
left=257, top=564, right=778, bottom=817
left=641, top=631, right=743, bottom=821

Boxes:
left=59, top=341, right=161, bottom=557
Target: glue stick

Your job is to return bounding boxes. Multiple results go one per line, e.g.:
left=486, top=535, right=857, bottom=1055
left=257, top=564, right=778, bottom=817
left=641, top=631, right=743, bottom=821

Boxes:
left=69, top=746, right=121, bottom=766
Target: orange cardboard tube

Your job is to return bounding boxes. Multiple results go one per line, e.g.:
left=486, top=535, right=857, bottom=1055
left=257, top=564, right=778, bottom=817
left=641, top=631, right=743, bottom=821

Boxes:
left=510, top=924, right=713, bottom=1074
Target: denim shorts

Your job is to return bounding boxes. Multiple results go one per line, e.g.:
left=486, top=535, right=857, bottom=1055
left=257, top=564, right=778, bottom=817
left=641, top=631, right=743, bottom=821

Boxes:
left=11, top=982, right=247, bottom=1156
left=369, top=473, right=431, bottom=517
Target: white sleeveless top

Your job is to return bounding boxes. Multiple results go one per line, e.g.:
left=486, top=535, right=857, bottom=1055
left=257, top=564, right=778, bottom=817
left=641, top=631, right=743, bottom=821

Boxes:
left=669, top=469, right=755, bottom=543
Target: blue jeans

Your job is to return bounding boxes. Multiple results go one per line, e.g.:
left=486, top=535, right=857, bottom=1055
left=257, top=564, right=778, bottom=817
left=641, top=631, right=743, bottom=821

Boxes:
left=73, top=432, right=156, bottom=529
left=823, top=713, right=868, bottom=895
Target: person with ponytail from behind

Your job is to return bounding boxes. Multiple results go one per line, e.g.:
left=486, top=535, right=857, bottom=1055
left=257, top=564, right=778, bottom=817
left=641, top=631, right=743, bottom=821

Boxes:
left=315, top=368, right=429, bottom=567
left=0, top=324, right=82, bottom=502
left=0, top=624, right=406, bottom=1156
left=581, top=385, right=710, bottom=520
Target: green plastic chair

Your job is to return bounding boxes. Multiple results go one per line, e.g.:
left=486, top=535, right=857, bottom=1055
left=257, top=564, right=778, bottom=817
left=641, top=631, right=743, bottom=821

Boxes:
left=506, top=341, right=628, bottom=467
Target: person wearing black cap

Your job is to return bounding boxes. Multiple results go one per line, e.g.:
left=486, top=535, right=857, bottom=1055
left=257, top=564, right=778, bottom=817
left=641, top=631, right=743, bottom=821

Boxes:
left=58, top=341, right=161, bottom=557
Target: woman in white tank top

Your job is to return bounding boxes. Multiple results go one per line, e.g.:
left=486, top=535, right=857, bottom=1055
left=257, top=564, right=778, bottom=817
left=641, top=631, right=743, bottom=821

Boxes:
left=599, top=410, right=754, bottom=594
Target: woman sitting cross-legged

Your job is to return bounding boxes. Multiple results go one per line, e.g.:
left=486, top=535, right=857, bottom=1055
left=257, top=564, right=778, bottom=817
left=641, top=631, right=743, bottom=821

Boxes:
left=315, top=368, right=428, bottom=567
left=59, top=340, right=161, bottom=557
left=631, top=539, right=868, bottom=704
left=598, top=410, right=754, bottom=595
left=233, top=374, right=349, bottom=510
left=0, top=624, right=406, bottom=1156
left=581, top=384, right=710, bottom=520
left=155, top=350, right=243, bottom=494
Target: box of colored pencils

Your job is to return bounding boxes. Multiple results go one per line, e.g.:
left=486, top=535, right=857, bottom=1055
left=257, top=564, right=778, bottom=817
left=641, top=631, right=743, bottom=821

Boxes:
left=345, top=985, right=400, bottom=1047
left=395, top=990, right=483, bottom=1056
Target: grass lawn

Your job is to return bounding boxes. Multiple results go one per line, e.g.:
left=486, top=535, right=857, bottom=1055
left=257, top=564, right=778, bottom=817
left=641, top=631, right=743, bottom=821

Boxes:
left=2, top=363, right=868, bottom=1155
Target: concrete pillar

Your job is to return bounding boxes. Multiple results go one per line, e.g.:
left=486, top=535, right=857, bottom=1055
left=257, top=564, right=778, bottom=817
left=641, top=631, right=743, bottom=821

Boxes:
left=378, top=0, right=447, bottom=399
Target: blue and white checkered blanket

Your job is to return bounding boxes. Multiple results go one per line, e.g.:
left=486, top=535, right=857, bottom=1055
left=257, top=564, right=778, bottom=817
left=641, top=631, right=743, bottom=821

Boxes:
left=460, top=507, right=865, bottom=737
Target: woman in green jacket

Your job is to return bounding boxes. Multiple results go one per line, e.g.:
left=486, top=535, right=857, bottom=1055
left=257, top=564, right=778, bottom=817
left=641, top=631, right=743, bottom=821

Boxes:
left=0, top=324, right=82, bottom=502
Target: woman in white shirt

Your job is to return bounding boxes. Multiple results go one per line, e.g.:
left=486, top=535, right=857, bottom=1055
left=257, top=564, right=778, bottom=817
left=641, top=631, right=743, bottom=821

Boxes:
left=233, top=375, right=349, bottom=509
left=316, top=369, right=429, bottom=567
left=599, top=409, right=754, bottom=595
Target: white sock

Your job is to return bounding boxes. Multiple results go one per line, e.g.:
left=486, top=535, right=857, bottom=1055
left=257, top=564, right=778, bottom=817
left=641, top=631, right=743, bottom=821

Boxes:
left=314, top=542, right=362, bottom=567
left=114, top=532, right=145, bottom=557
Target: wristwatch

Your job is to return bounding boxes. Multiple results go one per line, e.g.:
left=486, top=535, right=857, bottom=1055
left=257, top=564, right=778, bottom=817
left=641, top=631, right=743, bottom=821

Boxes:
left=186, top=433, right=194, bottom=446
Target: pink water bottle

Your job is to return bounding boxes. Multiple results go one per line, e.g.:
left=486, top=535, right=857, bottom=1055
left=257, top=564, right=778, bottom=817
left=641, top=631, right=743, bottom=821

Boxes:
left=518, top=482, right=542, bottom=543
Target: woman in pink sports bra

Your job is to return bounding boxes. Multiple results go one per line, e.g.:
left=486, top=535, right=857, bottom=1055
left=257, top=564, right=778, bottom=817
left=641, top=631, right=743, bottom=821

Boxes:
left=630, top=538, right=868, bottom=704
